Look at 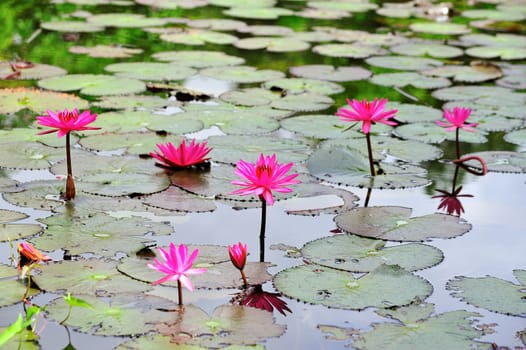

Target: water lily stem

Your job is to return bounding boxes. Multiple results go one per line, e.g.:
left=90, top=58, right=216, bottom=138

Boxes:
left=364, top=187, right=372, bottom=207
left=259, top=197, right=267, bottom=263
left=64, top=132, right=75, bottom=200
left=365, top=133, right=375, bottom=176
left=455, top=128, right=460, bottom=160
left=177, top=280, right=183, bottom=306
left=60, top=306, right=73, bottom=325
left=240, top=269, right=248, bottom=288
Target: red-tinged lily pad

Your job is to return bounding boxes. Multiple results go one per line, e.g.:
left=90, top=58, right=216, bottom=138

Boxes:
left=0, top=88, right=89, bottom=114
left=262, top=78, right=343, bottom=95
left=156, top=304, right=285, bottom=347
left=334, top=206, right=472, bottom=241
left=142, top=186, right=217, bottom=213
left=104, top=62, right=196, bottom=82
left=447, top=270, right=526, bottom=317
left=32, top=212, right=173, bottom=257
left=460, top=151, right=526, bottom=173
left=45, top=294, right=177, bottom=336
left=234, top=37, right=310, bottom=52
left=365, top=55, right=443, bottom=70
left=370, top=72, right=451, bottom=89
left=273, top=264, right=432, bottom=310
left=118, top=244, right=273, bottom=289
left=301, top=234, right=444, bottom=272
left=38, top=74, right=146, bottom=96
left=289, top=64, right=372, bottom=82
left=313, top=43, right=388, bottom=58
left=33, top=259, right=152, bottom=296
left=152, top=50, right=245, bottom=68
left=69, top=45, right=143, bottom=58
left=0, top=62, right=66, bottom=80
left=0, top=209, right=42, bottom=242
left=200, top=66, right=285, bottom=84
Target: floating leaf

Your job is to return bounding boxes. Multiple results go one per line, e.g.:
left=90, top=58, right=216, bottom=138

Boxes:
left=385, top=102, right=442, bottom=123
left=69, top=45, right=143, bottom=58
left=0, top=88, right=89, bottom=114
left=136, top=0, right=208, bottom=9
left=313, top=44, right=388, bottom=58
left=0, top=62, right=66, bottom=80
left=160, top=29, right=238, bottom=45
left=280, top=114, right=362, bottom=139
left=365, top=55, right=443, bottom=70
left=0, top=209, right=42, bottom=242
left=393, top=122, right=488, bottom=144
left=219, top=88, right=281, bottom=106
left=409, top=22, right=471, bottom=35
left=200, top=66, right=284, bottom=83
left=223, top=7, right=293, bottom=19
left=152, top=50, right=245, bottom=68
left=40, top=20, right=104, bottom=32
left=45, top=294, right=176, bottom=336
left=0, top=127, right=77, bottom=148
left=270, top=92, right=333, bottom=112
left=115, top=335, right=207, bottom=350
left=447, top=270, right=526, bottom=317
left=432, top=85, right=517, bottom=102
left=104, top=62, right=196, bottom=82
left=2, top=179, right=69, bottom=211
left=504, top=128, right=526, bottom=146
left=38, top=74, right=146, bottom=96
left=389, top=42, right=463, bottom=58
left=289, top=64, right=372, bottom=82
left=465, top=46, right=526, bottom=60
left=334, top=206, right=472, bottom=241
left=308, top=0, right=378, bottom=12
left=209, top=0, right=276, bottom=7
left=273, top=264, right=432, bottom=310
left=462, top=9, right=525, bottom=21
left=0, top=280, right=39, bottom=307
left=142, top=186, right=217, bottom=213
left=261, top=78, right=343, bottom=95
left=296, top=7, right=350, bottom=19
left=238, top=24, right=293, bottom=36
left=80, top=172, right=170, bottom=197
left=459, top=33, right=526, bottom=47
left=92, top=94, right=174, bottom=111
left=234, top=37, right=310, bottom=52
left=0, top=142, right=68, bottom=169
left=302, top=234, right=444, bottom=272
left=86, top=13, right=167, bottom=28
left=33, top=259, right=152, bottom=296
left=370, top=72, right=451, bottom=89
left=80, top=132, right=180, bottom=155
left=422, top=62, right=503, bottom=83
left=189, top=18, right=247, bottom=31
left=460, top=151, right=526, bottom=173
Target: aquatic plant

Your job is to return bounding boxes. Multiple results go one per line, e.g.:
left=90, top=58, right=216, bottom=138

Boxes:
left=149, top=139, right=212, bottom=169
left=228, top=242, right=248, bottom=287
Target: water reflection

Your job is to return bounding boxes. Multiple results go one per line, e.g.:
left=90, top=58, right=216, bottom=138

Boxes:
left=231, top=284, right=292, bottom=317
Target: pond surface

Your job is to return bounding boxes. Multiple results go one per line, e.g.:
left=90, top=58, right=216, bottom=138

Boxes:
left=0, top=0, right=525, bottom=349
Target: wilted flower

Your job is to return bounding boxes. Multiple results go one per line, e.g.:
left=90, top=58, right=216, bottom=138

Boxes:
left=228, top=242, right=247, bottom=271
left=231, top=154, right=300, bottom=206
left=432, top=186, right=473, bottom=216
left=150, top=139, right=212, bottom=169
left=36, top=108, right=100, bottom=137
left=241, top=284, right=292, bottom=316
left=18, top=241, right=51, bottom=268
left=336, top=98, right=397, bottom=134
left=147, top=243, right=206, bottom=291
left=436, top=107, right=478, bottom=133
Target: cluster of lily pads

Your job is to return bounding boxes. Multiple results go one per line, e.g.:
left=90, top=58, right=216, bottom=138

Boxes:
left=1, top=0, right=525, bottom=348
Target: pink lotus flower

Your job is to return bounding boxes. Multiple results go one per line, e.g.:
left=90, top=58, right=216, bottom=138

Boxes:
left=147, top=243, right=206, bottom=291
left=231, top=154, right=301, bottom=206
left=336, top=98, right=397, bottom=134
left=228, top=242, right=248, bottom=271
left=18, top=241, right=51, bottom=266
left=242, top=284, right=292, bottom=316
left=150, top=139, right=212, bottom=169
left=36, top=108, right=100, bottom=137
left=432, top=186, right=473, bottom=216
left=436, top=107, right=478, bottom=132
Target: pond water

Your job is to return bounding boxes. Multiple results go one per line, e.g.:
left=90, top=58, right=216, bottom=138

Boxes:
left=0, top=0, right=525, bottom=349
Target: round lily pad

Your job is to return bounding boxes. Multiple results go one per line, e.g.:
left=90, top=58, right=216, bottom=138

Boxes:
left=289, top=64, right=372, bottom=82
left=200, top=66, right=285, bottom=84
left=447, top=270, right=526, bottom=317
left=69, top=45, right=143, bottom=58
left=313, top=44, right=388, bottom=58
left=393, top=123, right=488, bottom=144
left=142, top=186, right=217, bottom=213
left=0, top=209, right=42, bottom=242
left=160, top=29, right=238, bottom=46
left=80, top=172, right=171, bottom=197
left=270, top=92, right=333, bottom=112
left=370, top=72, right=451, bottom=89
left=422, top=62, right=503, bottom=83
left=40, top=20, right=104, bottom=32
left=308, top=0, right=378, bottom=12
left=280, top=114, right=362, bottom=139
left=385, top=102, right=442, bottom=123
left=209, top=0, right=276, bottom=7
left=0, top=279, right=39, bottom=307
left=152, top=50, right=245, bottom=68
left=104, top=62, right=196, bottom=81
left=0, top=88, right=89, bottom=114
left=504, top=128, right=526, bottom=146
left=334, top=206, right=472, bottom=241
left=409, top=22, right=471, bottom=35
left=302, top=234, right=444, bottom=272
left=462, top=8, right=525, bottom=21
left=80, top=132, right=182, bottom=154
left=273, top=264, right=432, bottom=310
left=390, top=42, right=463, bottom=58
left=136, top=0, right=208, bottom=9
left=465, top=46, right=526, bottom=60
left=219, top=88, right=281, bottom=106
left=365, top=55, right=443, bottom=70
left=189, top=18, right=247, bottom=31
left=92, top=94, right=174, bottom=111
left=432, top=85, right=515, bottom=102
left=2, top=179, right=71, bottom=211
left=38, top=74, right=146, bottom=96
left=296, top=7, right=350, bottom=19
left=234, top=37, right=310, bottom=52
left=261, top=78, right=343, bottom=95
left=115, top=335, right=207, bottom=350
left=460, top=151, right=526, bottom=173
left=237, top=24, right=293, bottom=36
left=0, top=62, right=66, bottom=80
left=223, top=7, right=294, bottom=19
left=86, top=13, right=167, bottom=28
left=458, top=33, right=526, bottom=47
left=0, top=142, right=67, bottom=170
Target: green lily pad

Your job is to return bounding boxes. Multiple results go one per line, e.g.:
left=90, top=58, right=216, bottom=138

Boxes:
left=366, top=55, right=443, bottom=70
left=334, top=206, right=472, bottom=241
left=447, top=270, right=526, bottom=317
left=160, top=29, right=238, bottom=46
left=459, top=33, right=526, bottom=47
left=115, top=335, right=207, bottom=350
left=38, top=74, right=146, bottom=96
left=462, top=9, right=525, bottom=21
left=296, top=7, right=350, bottom=19
left=469, top=113, right=523, bottom=132
left=273, top=264, right=432, bottom=310
left=313, top=44, right=388, bottom=58
left=40, top=20, right=104, bottom=32
left=209, top=0, right=275, bottom=7
left=237, top=24, right=293, bottom=36
left=223, top=7, right=293, bottom=19
left=234, top=37, right=310, bottom=52
left=80, top=172, right=171, bottom=197
left=0, top=62, right=66, bottom=80
left=497, top=63, right=526, bottom=89
left=270, top=92, right=333, bottom=112
left=385, top=102, right=442, bottom=123
left=307, top=147, right=431, bottom=189
left=0, top=88, right=89, bottom=114
left=142, top=186, right=217, bottom=213
left=504, top=128, right=526, bottom=146
left=45, top=294, right=176, bottom=336
left=189, top=18, right=247, bottom=31
left=0, top=127, right=77, bottom=148
left=157, top=304, right=285, bottom=347
left=389, top=42, right=463, bottom=58
left=393, top=123, right=488, bottom=144
left=371, top=72, right=451, bottom=89
left=104, top=62, right=196, bottom=82
left=92, top=94, right=175, bottom=111
left=118, top=244, right=272, bottom=289
left=280, top=114, right=362, bottom=139
left=289, top=65, right=372, bottom=82
left=432, top=85, right=517, bottom=102
left=288, top=30, right=339, bottom=43
left=0, top=279, right=39, bottom=307
left=0, top=209, right=42, bottom=242
left=465, top=46, right=526, bottom=60
left=219, top=88, right=281, bottom=106
left=136, top=0, right=208, bottom=9
left=152, top=50, right=245, bottom=68
left=261, top=78, right=343, bottom=95
left=69, top=45, right=143, bottom=58
left=0, top=142, right=68, bottom=170
left=307, top=0, right=378, bottom=12
left=422, top=62, right=503, bottom=83
left=86, top=13, right=167, bottom=28
left=302, top=234, right=444, bottom=272
left=409, top=22, right=471, bottom=35
left=32, top=212, right=173, bottom=257
left=33, top=259, right=151, bottom=296
left=50, top=154, right=158, bottom=177
left=200, top=66, right=284, bottom=84
left=460, top=151, right=526, bottom=173
left=80, top=132, right=183, bottom=154
left=2, top=179, right=71, bottom=211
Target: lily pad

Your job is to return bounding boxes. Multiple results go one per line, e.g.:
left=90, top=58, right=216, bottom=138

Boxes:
left=209, top=0, right=276, bottom=7
left=32, top=212, right=173, bottom=257
left=38, top=74, right=146, bottom=96
left=0, top=142, right=68, bottom=170
left=159, top=29, right=238, bottom=46
left=302, top=234, right=444, bottom=272
left=80, top=132, right=182, bottom=154
left=370, top=72, right=451, bottom=89
left=270, top=92, right=333, bottom=112
left=33, top=259, right=151, bottom=296
left=115, top=335, right=207, bottom=350
left=80, top=172, right=171, bottom=197
left=385, top=102, right=442, bottom=123
left=136, top=0, right=208, bottom=9
left=223, top=7, right=294, bottom=20
left=261, top=78, right=343, bottom=95
left=0, top=62, right=66, bottom=80
left=234, top=37, right=310, bottom=52
left=334, top=206, right=472, bottom=241
left=45, top=294, right=177, bottom=336
left=389, top=42, right=463, bottom=58
left=447, top=270, right=526, bottom=317
left=393, top=122, right=488, bottom=144
left=92, top=94, right=174, bottom=111
left=313, top=43, right=388, bottom=58
left=460, top=151, right=526, bottom=173
left=50, top=154, right=158, bottom=177
left=40, top=20, right=104, bottom=32
left=307, top=0, right=378, bottom=12
left=152, top=50, right=245, bottom=68
left=422, top=62, right=503, bottom=83
left=273, top=264, right=432, bottom=310
left=459, top=33, right=526, bottom=47
left=365, top=55, right=443, bottom=70
left=237, top=24, right=293, bottom=36
left=142, top=186, right=217, bottom=213
left=280, top=114, right=362, bottom=139
left=0, top=209, right=42, bottom=242
left=200, top=66, right=284, bottom=84
left=219, top=88, right=281, bottom=106
left=69, top=45, right=143, bottom=58
left=462, top=9, right=525, bottom=21
left=104, top=62, right=196, bottom=82
left=2, top=179, right=71, bottom=211
left=189, top=18, right=247, bottom=31
left=504, top=128, right=526, bottom=146
left=86, top=13, right=167, bottom=28
left=409, top=22, right=471, bottom=35
left=465, top=46, right=526, bottom=60
left=0, top=279, right=39, bottom=307
left=0, top=88, right=89, bottom=114
left=432, top=85, right=516, bottom=102
left=289, top=64, right=372, bottom=82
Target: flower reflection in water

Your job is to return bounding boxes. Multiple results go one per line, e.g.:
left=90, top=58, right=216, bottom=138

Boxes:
left=232, top=284, right=292, bottom=316
left=433, top=186, right=473, bottom=216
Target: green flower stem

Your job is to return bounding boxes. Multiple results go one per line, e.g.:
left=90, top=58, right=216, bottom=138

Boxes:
left=60, top=306, right=73, bottom=325
left=259, top=197, right=267, bottom=263
left=365, top=132, right=375, bottom=177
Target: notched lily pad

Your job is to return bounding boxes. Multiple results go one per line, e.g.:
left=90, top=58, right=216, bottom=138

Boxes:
left=370, top=72, right=451, bottom=89
left=142, top=186, right=217, bottom=213
left=409, top=22, right=471, bottom=35
left=0, top=209, right=42, bottom=242
left=80, top=172, right=171, bottom=197
left=0, top=279, right=40, bottom=307
left=289, top=64, right=372, bottom=82
left=334, top=206, right=472, bottom=241
left=223, top=7, right=294, bottom=20
left=460, top=151, right=526, bottom=173
left=0, top=87, right=89, bottom=114
left=422, top=62, right=503, bottom=83
left=365, top=55, right=443, bottom=70
left=40, top=20, right=104, bottom=33
left=280, top=114, right=362, bottom=139
left=152, top=50, right=245, bottom=68
left=38, top=74, right=146, bottom=96
left=261, top=78, right=343, bottom=95
left=234, top=37, right=310, bottom=52
left=115, top=334, right=207, bottom=350
left=105, top=62, right=196, bottom=82
left=0, top=142, right=68, bottom=170
left=87, top=13, right=167, bottom=28
left=273, top=264, right=432, bottom=310
left=0, top=62, right=66, bottom=80
left=313, top=44, right=388, bottom=59
left=160, top=28, right=238, bottom=46
left=69, top=45, right=143, bottom=58
left=200, top=66, right=285, bottom=84
left=219, top=88, right=281, bottom=107
left=393, top=123, right=488, bottom=144
left=390, top=42, right=463, bottom=58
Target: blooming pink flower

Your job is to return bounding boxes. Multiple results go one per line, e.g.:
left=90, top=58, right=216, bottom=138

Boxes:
left=18, top=241, right=51, bottom=269
left=436, top=107, right=478, bottom=132
left=432, top=186, right=473, bottom=216
left=231, top=154, right=301, bottom=206
left=336, top=98, right=397, bottom=134
left=242, top=284, right=292, bottom=316
left=147, top=243, right=206, bottom=291
left=150, top=139, right=212, bottom=169
left=36, top=108, right=100, bottom=137
left=228, top=242, right=248, bottom=271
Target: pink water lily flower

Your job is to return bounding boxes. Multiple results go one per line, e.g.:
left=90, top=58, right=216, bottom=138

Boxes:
left=228, top=242, right=248, bottom=271
left=336, top=98, right=397, bottom=134
left=36, top=108, right=100, bottom=137
left=18, top=241, right=51, bottom=269
left=147, top=243, right=206, bottom=291
left=436, top=107, right=478, bottom=132
left=150, top=139, right=212, bottom=169
left=231, top=154, right=301, bottom=206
